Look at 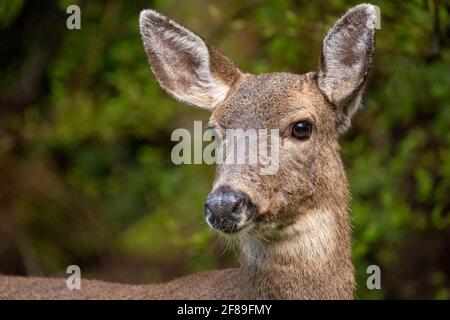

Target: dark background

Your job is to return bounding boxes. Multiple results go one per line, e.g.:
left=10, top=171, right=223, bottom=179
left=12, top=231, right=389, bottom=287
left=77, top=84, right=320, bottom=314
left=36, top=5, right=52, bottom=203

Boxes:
left=0, top=0, right=449, bottom=299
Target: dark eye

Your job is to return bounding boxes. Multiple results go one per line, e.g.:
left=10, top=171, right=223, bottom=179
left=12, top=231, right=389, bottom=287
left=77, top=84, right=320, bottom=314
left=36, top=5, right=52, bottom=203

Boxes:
left=291, top=120, right=312, bottom=140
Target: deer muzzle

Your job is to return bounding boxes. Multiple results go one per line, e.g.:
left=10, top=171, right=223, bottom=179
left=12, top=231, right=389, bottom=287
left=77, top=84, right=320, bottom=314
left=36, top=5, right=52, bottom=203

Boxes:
left=204, top=185, right=258, bottom=234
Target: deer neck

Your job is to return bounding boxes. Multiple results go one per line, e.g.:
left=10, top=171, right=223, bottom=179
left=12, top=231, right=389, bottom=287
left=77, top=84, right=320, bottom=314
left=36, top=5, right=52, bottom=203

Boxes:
left=238, top=205, right=354, bottom=299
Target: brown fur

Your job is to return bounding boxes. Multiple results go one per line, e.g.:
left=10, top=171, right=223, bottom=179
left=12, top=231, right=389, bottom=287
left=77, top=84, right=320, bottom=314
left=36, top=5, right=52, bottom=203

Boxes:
left=0, top=4, right=377, bottom=300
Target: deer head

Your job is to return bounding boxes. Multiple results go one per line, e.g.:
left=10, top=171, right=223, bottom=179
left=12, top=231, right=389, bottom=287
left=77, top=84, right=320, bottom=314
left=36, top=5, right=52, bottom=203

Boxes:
left=139, top=4, right=376, bottom=244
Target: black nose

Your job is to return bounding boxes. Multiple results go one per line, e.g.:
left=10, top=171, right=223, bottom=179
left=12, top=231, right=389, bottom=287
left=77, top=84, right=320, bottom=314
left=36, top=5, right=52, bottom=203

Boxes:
left=204, top=186, right=256, bottom=233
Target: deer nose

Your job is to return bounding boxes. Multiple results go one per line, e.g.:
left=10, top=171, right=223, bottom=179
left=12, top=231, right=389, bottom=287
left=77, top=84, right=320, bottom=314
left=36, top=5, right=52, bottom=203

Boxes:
left=204, top=186, right=256, bottom=234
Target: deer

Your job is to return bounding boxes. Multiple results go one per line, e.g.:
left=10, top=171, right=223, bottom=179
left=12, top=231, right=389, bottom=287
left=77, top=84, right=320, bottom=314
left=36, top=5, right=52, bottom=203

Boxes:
left=0, top=3, right=377, bottom=300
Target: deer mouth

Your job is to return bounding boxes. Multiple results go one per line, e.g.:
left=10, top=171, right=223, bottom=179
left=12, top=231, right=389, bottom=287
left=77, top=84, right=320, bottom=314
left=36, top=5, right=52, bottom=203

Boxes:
left=204, top=185, right=258, bottom=234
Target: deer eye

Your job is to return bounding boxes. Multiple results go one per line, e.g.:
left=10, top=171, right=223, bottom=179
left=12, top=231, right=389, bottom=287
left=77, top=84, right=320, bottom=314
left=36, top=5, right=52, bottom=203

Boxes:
left=291, top=120, right=312, bottom=140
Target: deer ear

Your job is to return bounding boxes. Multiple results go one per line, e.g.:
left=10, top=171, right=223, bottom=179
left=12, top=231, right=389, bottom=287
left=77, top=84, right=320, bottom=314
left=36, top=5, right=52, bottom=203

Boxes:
left=317, top=4, right=377, bottom=132
left=139, top=10, right=241, bottom=111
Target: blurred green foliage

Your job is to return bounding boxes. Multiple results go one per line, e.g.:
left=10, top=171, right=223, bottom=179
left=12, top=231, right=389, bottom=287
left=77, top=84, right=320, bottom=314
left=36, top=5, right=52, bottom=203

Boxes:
left=0, top=0, right=449, bottom=299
